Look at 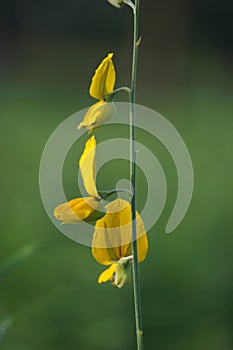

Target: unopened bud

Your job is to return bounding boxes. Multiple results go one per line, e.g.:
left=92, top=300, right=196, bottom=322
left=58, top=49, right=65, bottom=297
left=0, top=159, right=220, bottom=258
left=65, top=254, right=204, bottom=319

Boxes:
left=107, top=0, right=124, bottom=9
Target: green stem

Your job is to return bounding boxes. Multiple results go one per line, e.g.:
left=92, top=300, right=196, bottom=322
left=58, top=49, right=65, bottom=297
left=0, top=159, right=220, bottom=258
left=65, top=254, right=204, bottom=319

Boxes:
left=129, top=1, right=144, bottom=349
left=105, top=87, right=131, bottom=102
left=98, top=189, right=133, bottom=200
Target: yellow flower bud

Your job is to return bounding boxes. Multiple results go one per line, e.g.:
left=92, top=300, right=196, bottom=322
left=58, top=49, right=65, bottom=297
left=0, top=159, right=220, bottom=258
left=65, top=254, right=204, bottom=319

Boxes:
left=78, top=100, right=116, bottom=134
left=89, top=53, right=116, bottom=100
left=54, top=136, right=106, bottom=225
left=79, top=136, right=99, bottom=198
left=78, top=53, right=116, bottom=133
left=54, top=197, right=105, bottom=224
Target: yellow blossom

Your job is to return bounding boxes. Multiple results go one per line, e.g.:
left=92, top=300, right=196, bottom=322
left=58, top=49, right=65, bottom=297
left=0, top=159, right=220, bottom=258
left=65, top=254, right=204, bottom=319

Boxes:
left=78, top=53, right=116, bottom=133
left=89, top=53, right=116, bottom=100
left=54, top=197, right=103, bottom=224
left=54, top=136, right=105, bottom=224
left=79, top=135, right=99, bottom=198
left=92, top=198, right=148, bottom=288
left=78, top=100, right=116, bottom=134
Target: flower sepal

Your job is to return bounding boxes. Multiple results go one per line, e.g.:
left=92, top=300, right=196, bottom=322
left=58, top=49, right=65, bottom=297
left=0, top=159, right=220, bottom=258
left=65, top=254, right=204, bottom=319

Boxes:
left=113, top=256, right=132, bottom=288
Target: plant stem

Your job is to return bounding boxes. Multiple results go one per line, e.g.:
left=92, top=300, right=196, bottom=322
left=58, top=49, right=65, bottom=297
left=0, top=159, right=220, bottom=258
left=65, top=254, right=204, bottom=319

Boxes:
left=129, top=1, right=144, bottom=349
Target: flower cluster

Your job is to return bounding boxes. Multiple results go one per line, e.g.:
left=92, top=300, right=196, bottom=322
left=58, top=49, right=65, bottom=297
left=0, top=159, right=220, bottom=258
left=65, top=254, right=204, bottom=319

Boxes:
left=54, top=54, right=148, bottom=287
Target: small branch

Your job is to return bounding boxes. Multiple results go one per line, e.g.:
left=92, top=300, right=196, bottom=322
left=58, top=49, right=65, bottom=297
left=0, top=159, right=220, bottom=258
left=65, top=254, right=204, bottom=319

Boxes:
left=104, top=87, right=131, bottom=102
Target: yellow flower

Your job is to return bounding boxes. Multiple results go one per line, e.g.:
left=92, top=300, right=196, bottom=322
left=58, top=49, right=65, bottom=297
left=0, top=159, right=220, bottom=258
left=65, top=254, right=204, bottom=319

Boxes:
left=54, top=136, right=105, bottom=224
left=89, top=53, right=116, bottom=100
left=78, top=100, right=116, bottom=133
left=54, top=197, right=103, bottom=224
left=92, top=198, right=148, bottom=288
left=79, top=135, right=99, bottom=198
left=78, top=53, right=116, bottom=133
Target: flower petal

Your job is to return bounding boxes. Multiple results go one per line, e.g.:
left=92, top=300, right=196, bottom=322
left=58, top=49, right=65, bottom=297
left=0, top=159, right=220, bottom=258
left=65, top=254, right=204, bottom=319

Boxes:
left=54, top=197, right=102, bottom=224
left=89, top=53, right=116, bottom=100
left=92, top=240, right=118, bottom=266
left=98, top=263, right=117, bottom=284
left=92, top=199, right=148, bottom=265
left=78, top=100, right=115, bottom=134
left=79, top=136, right=99, bottom=198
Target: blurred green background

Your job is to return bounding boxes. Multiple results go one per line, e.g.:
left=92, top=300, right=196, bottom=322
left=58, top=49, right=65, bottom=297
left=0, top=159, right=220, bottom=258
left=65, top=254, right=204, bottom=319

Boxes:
left=0, top=0, right=232, bottom=349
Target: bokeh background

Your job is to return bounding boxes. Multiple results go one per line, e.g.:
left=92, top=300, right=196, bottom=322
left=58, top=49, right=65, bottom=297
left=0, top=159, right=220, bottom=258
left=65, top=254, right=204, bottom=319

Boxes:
left=0, top=0, right=232, bottom=349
